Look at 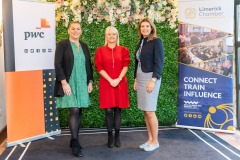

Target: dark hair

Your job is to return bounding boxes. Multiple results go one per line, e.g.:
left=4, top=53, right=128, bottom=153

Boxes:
left=137, top=18, right=157, bottom=41
left=68, top=21, right=81, bottom=29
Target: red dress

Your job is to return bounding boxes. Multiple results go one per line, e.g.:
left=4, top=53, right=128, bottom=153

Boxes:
left=95, top=45, right=130, bottom=109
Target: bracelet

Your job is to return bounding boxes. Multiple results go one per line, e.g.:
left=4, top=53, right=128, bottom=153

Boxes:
left=89, top=80, right=93, bottom=84
left=151, top=78, right=156, bottom=82
left=118, top=77, right=122, bottom=81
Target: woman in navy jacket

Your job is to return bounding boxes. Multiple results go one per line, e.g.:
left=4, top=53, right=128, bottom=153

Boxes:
left=54, top=22, right=93, bottom=157
left=134, top=18, right=164, bottom=152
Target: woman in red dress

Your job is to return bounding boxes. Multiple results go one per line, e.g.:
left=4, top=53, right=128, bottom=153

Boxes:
left=95, top=26, right=130, bottom=148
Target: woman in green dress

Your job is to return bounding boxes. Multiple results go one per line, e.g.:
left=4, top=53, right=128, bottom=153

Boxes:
left=54, top=22, right=93, bottom=157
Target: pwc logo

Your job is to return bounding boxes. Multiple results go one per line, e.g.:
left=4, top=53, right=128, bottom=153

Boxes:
left=24, top=18, right=51, bottom=40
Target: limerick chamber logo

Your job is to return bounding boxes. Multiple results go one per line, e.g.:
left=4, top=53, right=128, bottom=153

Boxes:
left=185, top=8, right=196, bottom=19
left=36, top=18, right=51, bottom=29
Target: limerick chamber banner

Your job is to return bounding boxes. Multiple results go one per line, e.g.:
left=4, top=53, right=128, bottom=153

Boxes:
left=3, top=0, right=60, bottom=147
left=177, top=0, right=235, bottom=133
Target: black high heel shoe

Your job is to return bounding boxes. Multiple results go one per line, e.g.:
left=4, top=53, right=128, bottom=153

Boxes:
left=70, top=139, right=83, bottom=157
left=114, top=129, right=121, bottom=147
left=70, top=138, right=83, bottom=151
left=107, top=131, right=114, bottom=148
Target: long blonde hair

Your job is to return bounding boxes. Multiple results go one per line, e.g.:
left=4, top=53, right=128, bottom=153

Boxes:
left=137, top=18, right=157, bottom=41
left=104, top=26, right=119, bottom=45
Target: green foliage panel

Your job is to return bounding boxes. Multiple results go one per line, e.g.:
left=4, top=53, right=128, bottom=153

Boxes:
left=56, top=21, right=178, bottom=128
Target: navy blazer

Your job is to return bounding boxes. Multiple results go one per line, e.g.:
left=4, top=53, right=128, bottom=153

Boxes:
left=54, top=39, right=93, bottom=97
left=134, top=38, right=164, bottom=79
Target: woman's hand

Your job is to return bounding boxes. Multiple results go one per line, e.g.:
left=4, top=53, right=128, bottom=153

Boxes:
left=109, top=78, right=120, bottom=87
left=88, top=82, right=93, bottom=93
left=134, top=79, right=137, bottom=91
left=146, top=80, right=155, bottom=93
left=62, top=83, right=71, bottom=96
left=109, top=79, right=114, bottom=87
left=113, top=78, right=121, bottom=87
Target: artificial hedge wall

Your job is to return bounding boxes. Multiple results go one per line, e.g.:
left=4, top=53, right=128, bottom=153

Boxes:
left=56, top=21, right=178, bottom=128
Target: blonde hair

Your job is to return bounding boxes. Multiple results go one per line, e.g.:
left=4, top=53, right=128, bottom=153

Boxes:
left=137, top=18, right=157, bottom=41
left=104, top=26, right=119, bottom=45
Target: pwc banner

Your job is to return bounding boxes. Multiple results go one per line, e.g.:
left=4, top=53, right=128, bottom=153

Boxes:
left=3, top=0, right=60, bottom=147
left=177, top=0, right=235, bottom=133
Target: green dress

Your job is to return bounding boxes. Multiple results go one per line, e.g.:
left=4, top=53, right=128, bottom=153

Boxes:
left=56, top=42, right=90, bottom=108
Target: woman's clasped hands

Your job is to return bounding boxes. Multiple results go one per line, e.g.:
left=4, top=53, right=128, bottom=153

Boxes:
left=109, top=78, right=121, bottom=87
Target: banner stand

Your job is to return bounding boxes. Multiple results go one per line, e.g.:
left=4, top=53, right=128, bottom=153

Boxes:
left=7, top=130, right=61, bottom=147
left=177, top=0, right=235, bottom=133
left=3, top=0, right=61, bottom=147
left=177, top=125, right=235, bottom=134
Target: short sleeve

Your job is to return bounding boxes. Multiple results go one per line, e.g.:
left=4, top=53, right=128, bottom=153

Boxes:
left=122, top=47, right=131, bottom=67
left=94, top=48, right=104, bottom=72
